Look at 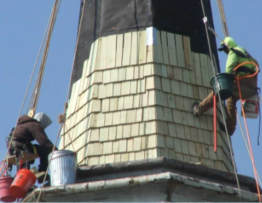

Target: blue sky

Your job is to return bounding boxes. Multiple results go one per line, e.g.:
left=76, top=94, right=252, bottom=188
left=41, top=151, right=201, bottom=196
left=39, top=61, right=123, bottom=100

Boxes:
left=0, top=0, right=261, bottom=187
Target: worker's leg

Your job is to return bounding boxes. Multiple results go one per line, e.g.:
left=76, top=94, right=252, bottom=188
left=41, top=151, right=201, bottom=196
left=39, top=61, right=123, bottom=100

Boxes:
left=234, top=76, right=258, bottom=99
left=225, top=76, right=257, bottom=135
left=193, top=91, right=214, bottom=116
left=33, top=144, right=54, bottom=183
left=33, top=144, right=53, bottom=172
left=226, top=95, right=238, bottom=135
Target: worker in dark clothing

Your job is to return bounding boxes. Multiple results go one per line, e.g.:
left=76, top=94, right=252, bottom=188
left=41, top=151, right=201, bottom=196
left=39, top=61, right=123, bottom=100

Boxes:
left=7, top=112, right=57, bottom=183
left=192, top=37, right=259, bottom=136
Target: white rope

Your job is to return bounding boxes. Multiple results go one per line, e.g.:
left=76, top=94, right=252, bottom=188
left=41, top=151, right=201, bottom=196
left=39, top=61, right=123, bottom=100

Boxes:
left=29, top=0, right=61, bottom=113
left=26, top=11, right=52, bottom=113
left=61, top=0, right=86, bottom=152
left=200, top=0, right=242, bottom=200
left=236, top=113, right=262, bottom=186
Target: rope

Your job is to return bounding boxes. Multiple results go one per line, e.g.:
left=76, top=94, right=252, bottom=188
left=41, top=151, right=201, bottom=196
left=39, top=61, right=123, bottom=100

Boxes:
left=234, top=62, right=261, bottom=201
left=60, top=0, right=86, bottom=154
left=36, top=3, right=87, bottom=200
left=1, top=0, right=61, bottom=194
left=211, top=1, right=261, bottom=200
left=200, top=0, right=242, bottom=199
left=236, top=113, right=262, bottom=187
left=26, top=10, right=52, bottom=114
left=29, top=0, right=61, bottom=113
left=58, top=114, right=66, bottom=124
left=63, top=124, right=76, bottom=152
left=2, top=20, right=52, bottom=168
left=36, top=122, right=63, bottom=202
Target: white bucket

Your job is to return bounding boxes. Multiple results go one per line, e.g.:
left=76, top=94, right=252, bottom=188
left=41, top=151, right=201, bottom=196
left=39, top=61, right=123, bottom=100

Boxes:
left=48, top=150, right=77, bottom=187
left=241, top=95, right=260, bottom=119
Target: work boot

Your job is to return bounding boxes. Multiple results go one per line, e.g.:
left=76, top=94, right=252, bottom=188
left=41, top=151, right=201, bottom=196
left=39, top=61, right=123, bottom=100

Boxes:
left=218, top=121, right=234, bottom=136
left=28, top=185, right=37, bottom=193
left=192, top=102, right=200, bottom=117
left=38, top=174, right=50, bottom=184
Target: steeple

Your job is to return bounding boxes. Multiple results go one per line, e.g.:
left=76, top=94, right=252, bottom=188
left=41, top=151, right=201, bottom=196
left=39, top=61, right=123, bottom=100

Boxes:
left=24, top=1, right=261, bottom=202
left=59, top=0, right=234, bottom=172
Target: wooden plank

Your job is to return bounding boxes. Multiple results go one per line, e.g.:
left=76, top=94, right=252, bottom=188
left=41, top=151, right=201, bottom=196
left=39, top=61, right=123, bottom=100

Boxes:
left=146, top=27, right=156, bottom=63
left=195, top=143, right=203, bottom=157
left=155, top=30, right=163, bottom=64
left=175, top=34, right=185, bottom=68
left=139, top=30, right=147, bottom=64
left=86, top=42, right=94, bottom=76
left=199, top=86, right=208, bottom=100
left=202, top=144, right=210, bottom=159
left=173, top=67, right=183, bottom=81
left=95, top=38, right=102, bottom=70
left=200, top=54, right=210, bottom=87
left=167, top=66, right=173, bottom=79
left=147, top=44, right=153, bottom=63
left=90, top=39, right=98, bottom=73
left=79, top=59, right=88, bottom=93
left=183, top=36, right=193, bottom=69
left=161, top=31, right=169, bottom=65
left=100, top=37, right=108, bottom=70
left=7, top=153, right=39, bottom=165
left=122, top=32, right=132, bottom=66
left=193, top=53, right=202, bottom=86
left=167, top=32, right=178, bottom=66
left=106, top=35, right=117, bottom=68
left=82, top=60, right=89, bottom=90
left=69, top=80, right=81, bottom=116
left=181, top=140, right=189, bottom=154
left=183, top=69, right=191, bottom=83
left=161, top=64, right=168, bottom=77
left=116, top=34, right=123, bottom=67
left=130, top=31, right=138, bottom=65
left=190, top=51, right=196, bottom=84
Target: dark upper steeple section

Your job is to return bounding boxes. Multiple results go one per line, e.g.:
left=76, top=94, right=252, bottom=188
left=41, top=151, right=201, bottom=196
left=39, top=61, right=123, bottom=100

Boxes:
left=74, top=0, right=219, bottom=80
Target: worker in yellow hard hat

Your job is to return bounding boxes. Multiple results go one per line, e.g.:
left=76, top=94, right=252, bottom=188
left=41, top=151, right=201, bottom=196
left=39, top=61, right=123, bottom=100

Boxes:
left=192, top=37, right=259, bottom=135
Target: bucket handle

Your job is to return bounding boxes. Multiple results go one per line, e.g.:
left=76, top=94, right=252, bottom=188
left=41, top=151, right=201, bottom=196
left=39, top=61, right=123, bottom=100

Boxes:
left=49, top=152, right=77, bottom=161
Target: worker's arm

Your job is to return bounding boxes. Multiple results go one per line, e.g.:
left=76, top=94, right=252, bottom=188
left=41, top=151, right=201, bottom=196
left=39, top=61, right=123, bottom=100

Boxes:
left=31, top=123, right=56, bottom=148
left=225, top=51, right=238, bottom=74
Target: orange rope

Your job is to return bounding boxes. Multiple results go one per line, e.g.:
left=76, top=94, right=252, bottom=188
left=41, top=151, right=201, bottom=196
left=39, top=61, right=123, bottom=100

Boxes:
left=234, top=62, right=261, bottom=201
left=233, top=61, right=259, bottom=79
